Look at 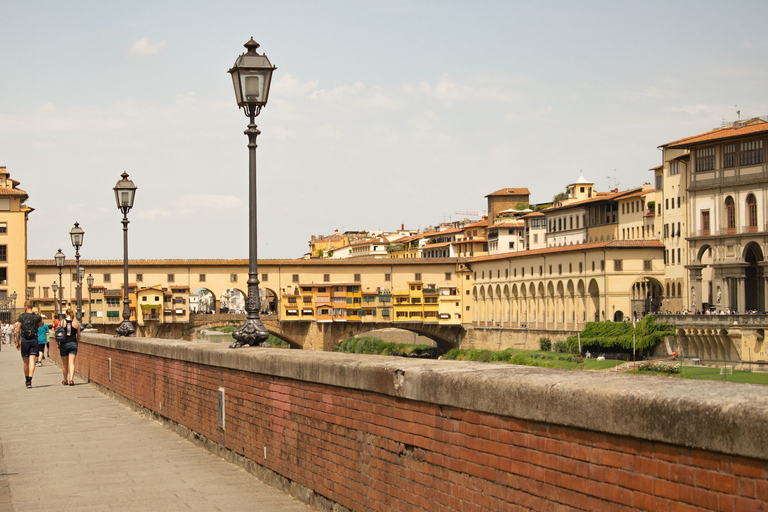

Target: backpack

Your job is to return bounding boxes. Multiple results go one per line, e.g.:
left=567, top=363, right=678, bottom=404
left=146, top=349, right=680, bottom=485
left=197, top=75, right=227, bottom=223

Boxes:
left=20, top=314, right=38, bottom=340
left=55, top=325, right=67, bottom=343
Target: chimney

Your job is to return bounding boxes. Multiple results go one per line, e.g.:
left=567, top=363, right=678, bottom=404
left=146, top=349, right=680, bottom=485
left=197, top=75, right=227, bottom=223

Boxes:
left=401, top=223, right=404, bottom=230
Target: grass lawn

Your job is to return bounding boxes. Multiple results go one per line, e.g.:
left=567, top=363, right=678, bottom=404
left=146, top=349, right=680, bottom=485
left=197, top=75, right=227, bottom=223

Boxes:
left=680, top=366, right=768, bottom=385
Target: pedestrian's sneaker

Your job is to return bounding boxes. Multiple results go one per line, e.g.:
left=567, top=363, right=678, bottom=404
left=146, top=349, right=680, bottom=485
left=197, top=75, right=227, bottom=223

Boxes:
left=35, top=362, right=42, bottom=367
left=25, top=377, right=32, bottom=388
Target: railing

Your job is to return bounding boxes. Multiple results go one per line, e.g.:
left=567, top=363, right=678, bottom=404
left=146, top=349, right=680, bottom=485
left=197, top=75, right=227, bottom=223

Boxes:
left=657, top=313, right=768, bottom=328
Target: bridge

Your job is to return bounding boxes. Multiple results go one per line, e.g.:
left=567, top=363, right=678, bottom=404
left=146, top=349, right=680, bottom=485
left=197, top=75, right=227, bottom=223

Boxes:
left=657, top=314, right=768, bottom=368
left=156, top=313, right=467, bottom=351
left=28, top=332, right=768, bottom=511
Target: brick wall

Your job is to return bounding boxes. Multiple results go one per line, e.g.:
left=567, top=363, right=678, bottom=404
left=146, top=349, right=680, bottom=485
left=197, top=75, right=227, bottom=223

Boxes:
left=54, top=335, right=768, bottom=512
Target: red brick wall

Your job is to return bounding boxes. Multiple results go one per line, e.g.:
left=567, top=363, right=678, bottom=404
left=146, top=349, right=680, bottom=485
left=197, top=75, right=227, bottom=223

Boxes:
left=57, top=341, right=768, bottom=512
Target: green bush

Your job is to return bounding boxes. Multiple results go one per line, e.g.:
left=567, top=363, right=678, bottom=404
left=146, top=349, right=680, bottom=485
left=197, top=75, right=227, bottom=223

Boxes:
left=567, top=316, right=675, bottom=354
left=637, top=362, right=680, bottom=374
left=220, top=326, right=234, bottom=333
left=553, top=340, right=568, bottom=353
left=538, top=337, right=552, bottom=351
left=333, top=337, right=437, bottom=357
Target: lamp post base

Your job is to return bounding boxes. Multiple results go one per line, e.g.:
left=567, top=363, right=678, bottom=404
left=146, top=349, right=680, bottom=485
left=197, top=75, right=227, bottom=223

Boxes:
left=85, top=322, right=93, bottom=330
left=229, top=318, right=270, bottom=348
left=115, top=321, right=135, bottom=337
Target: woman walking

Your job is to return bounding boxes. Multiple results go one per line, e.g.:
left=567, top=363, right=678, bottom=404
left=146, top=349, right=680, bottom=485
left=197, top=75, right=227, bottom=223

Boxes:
left=58, top=308, right=80, bottom=386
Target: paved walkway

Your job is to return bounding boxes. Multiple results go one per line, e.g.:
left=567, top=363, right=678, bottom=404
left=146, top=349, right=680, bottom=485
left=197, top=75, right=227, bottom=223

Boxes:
left=0, top=344, right=313, bottom=512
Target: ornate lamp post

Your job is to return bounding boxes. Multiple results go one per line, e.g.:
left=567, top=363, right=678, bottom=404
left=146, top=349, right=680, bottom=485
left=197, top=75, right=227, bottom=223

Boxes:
left=86, top=274, right=94, bottom=329
left=52, top=281, right=58, bottom=320
left=114, top=172, right=137, bottom=337
left=227, top=37, right=276, bottom=348
left=69, top=223, right=84, bottom=325
left=55, top=249, right=65, bottom=320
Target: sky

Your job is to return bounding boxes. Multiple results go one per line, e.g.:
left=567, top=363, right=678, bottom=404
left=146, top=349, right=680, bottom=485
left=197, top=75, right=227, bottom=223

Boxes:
left=2, top=0, right=768, bottom=260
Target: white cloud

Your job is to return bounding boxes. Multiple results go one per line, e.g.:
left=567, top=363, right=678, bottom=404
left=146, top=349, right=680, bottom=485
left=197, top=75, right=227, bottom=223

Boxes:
left=127, top=38, right=167, bottom=57
left=137, top=194, right=243, bottom=220
left=665, top=104, right=710, bottom=115
left=274, top=74, right=319, bottom=97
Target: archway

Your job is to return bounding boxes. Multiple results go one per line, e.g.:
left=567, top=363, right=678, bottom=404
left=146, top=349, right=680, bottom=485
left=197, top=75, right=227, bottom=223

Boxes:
left=261, top=287, right=278, bottom=315
left=587, top=279, right=600, bottom=322
left=696, top=244, right=715, bottom=311
left=192, top=288, right=217, bottom=314
left=744, top=242, right=764, bottom=312
left=613, top=310, right=624, bottom=322
left=220, top=288, right=246, bottom=314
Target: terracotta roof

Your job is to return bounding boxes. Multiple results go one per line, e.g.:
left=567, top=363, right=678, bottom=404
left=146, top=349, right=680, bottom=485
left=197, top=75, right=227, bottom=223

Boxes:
left=663, top=118, right=768, bottom=149
left=485, top=188, right=531, bottom=197
left=420, top=241, right=453, bottom=250
left=0, top=187, right=27, bottom=196
left=649, top=165, right=662, bottom=171
left=468, top=239, right=664, bottom=263
left=544, top=188, right=643, bottom=213
left=521, top=211, right=545, bottom=218
left=28, top=257, right=467, bottom=267
left=463, top=219, right=488, bottom=229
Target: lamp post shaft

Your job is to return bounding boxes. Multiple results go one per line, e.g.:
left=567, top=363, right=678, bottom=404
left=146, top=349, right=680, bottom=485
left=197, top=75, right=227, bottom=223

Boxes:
left=231, top=109, right=269, bottom=347
left=75, top=248, right=82, bottom=325
left=86, top=286, right=93, bottom=329
left=115, top=213, right=135, bottom=336
left=58, top=270, right=63, bottom=321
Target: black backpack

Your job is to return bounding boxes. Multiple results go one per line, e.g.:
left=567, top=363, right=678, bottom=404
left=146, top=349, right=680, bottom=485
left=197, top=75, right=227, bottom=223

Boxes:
left=20, top=314, right=38, bottom=340
left=55, top=325, right=67, bottom=343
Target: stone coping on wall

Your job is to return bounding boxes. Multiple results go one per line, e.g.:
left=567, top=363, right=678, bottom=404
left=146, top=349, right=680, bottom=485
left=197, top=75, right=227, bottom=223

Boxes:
left=82, top=333, right=768, bottom=462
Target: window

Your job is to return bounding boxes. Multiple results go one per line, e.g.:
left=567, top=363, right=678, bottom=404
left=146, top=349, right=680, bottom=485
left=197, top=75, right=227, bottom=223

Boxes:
left=415, top=273, right=421, bottom=281
left=168, top=274, right=175, bottom=283
left=505, top=269, right=508, bottom=278
left=726, top=196, right=736, bottom=231
left=701, top=210, right=710, bottom=234
left=695, top=147, right=715, bottom=172
left=670, top=161, right=681, bottom=175
left=229, top=274, right=237, bottom=282
left=384, top=273, right=391, bottom=282
left=292, top=274, right=299, bottom=282
left=600, top=260, right=605, bottom=271
left=0, top=222, right=6, bottom=234
left=199, top=274, right=206, bottom=282
left=72, top=273, right=77, bottom=281
left=592, top=261, right=595, bottom=271
left=104, top=273, right=111, bottom=283
left=533, top=234, right=538, bottom=243
left=671, top=250, right=675, bottom=264
left=723, top=144, right=736, bottom=168
left=677, top=282, right=682, bottom=297
left=740, top=140, right=764, bottom=166
left=614, top=260, right=623, bottom=271
left=142, top=296, right=147, bottom=302
left=261, top=273, right=268, bottom=282
left=748, top=194, right=758, bottom=229
left=28, top=271, right=36, bottom=282
left=644, top=260, right=652, bottom=271
left=136, top=273, right=143, bottom=282
left=677, top=248, right=681, bottom=265
left=0, top=245, right=6, bottom=262
left=323, top=274, right=330, bottom=282
left=579, top=262, right=583, bottom=273
left=558, top=264, right=562, bottom=275
left=445, top=272, right=452, bottom=280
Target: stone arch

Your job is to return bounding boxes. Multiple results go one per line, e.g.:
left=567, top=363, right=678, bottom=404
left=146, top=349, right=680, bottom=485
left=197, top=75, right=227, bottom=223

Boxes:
left=261, top=287, right=278, bottom=315
left=546, top=281, right=556, bottom=324
left=192, top=287, right=218, bottom=314
left=566, top=280, right=576, bottom=325
left=556, top=280, right=566, bottom=325
left=743, top=241, right=764, bottom=312
left=502, top=284, right=510, bottom=326
left=630, top=277, right=663, bottom=319
left=220, top=287, right=247, bottom=314
left=537, top=282, right=546, bottom=326
left=587, top=278, right=600, bottom=322
left=477, top=286, right=485, bottom=323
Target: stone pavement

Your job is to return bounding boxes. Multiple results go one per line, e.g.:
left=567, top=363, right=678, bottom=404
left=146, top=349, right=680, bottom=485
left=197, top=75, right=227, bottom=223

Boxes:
left=0, top=344, right=313, bottom=512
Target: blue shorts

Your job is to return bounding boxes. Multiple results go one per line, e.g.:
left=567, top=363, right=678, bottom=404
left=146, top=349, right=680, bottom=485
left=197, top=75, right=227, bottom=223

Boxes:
left=21, top=339, right=39, bottom=358
left=59, top=341, right=78, bottom=357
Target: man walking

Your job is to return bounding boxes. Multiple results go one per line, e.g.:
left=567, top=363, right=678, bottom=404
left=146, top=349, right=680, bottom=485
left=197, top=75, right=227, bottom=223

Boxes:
left=15, top=301, right=44, bottom=388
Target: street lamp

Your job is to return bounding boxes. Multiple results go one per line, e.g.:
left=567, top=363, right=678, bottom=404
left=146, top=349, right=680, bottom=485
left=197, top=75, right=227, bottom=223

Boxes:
left=55, top=249, right=65, bottom=321
left=227, top=37, right=276, bottom=348
left=114, top=171, right=137, bottom=337
left=69, top=223, right=84, bottom=326
left=86, top=274, right=94, bottom=329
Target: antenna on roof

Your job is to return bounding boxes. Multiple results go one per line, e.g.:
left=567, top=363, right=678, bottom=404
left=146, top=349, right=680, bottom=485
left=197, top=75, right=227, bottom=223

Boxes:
left=736, top=105, right=741, bottom=121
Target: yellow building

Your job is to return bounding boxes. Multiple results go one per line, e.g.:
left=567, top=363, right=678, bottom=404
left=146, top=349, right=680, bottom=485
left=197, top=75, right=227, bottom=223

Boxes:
left=0, top=166, right=32, bottom=321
